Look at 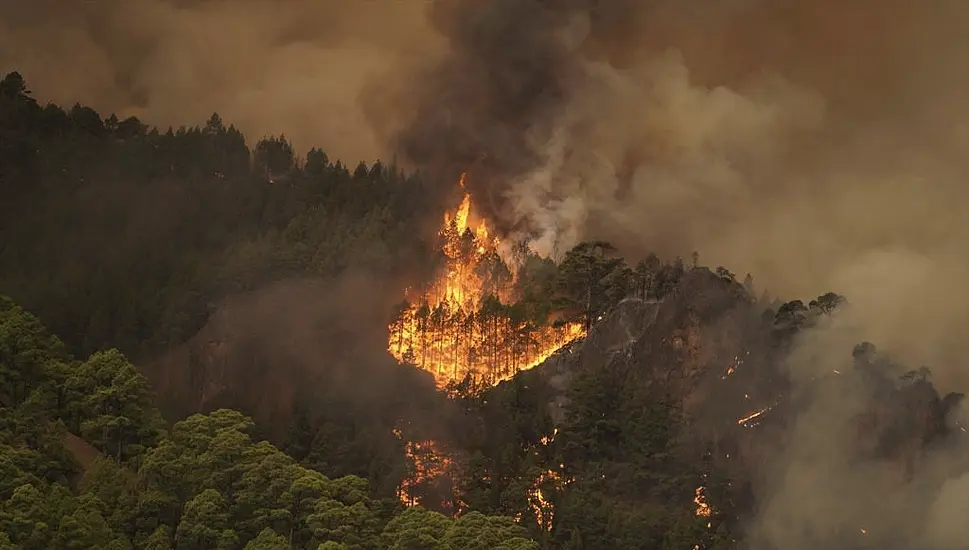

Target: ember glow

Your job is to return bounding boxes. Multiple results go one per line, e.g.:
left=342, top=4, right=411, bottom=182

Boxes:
left=525, top=428, right=567, bottom=531
left=396, top=435, right=453, bottom=507
left=721, top=351, right=749, bottom=379
left=527, top=469, right=562, bottom=531
left=694, top=486, right=712, bottom=517
left=737, top=400, right=780, bottom=427
left=387, top=173, right=585, bottom=389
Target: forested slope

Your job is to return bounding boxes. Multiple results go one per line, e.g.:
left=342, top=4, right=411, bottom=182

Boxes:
left=0, top=71, right=442, bottom=361
left=3, top=71, right=968, bottom=550
left=0, top=296, right=538, bottom=549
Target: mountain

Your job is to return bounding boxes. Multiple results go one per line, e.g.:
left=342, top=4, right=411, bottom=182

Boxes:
left=3, top=71, right=967, bottom=549
left=470, top=267, right=969, bottom=549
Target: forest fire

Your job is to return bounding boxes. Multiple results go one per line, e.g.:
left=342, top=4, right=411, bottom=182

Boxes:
left=396, top=434, right=453, bottom=507
left=527, top=469, right=562, bottom=531
left=388, top=175, right=584, bottom=511
left=387, top=173, right=585, bottom=389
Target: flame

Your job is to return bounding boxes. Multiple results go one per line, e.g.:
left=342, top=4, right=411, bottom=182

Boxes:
left=737, top=405, right=772, bottom=426
left=694, top=486, right=712, bottom=517
left=527, top=469, right=561, bottom=530
left=396, top=435, right=453, bottom=508
left=524, top=428, right=566, bottom=531
left=737, top=397, right=782, bottom=427
left=388, top=173, right=585, bottom=389
left=721, top=351, right=749, bottom=379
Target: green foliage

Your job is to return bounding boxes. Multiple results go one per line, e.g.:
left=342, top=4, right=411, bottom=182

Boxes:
left=68, top=349, right=165, bottom=461
left=555, top=241, right=625, bottom=331
left=244, top=528, right=290, bottom=549
left=0, top=295, right=536, bottom=549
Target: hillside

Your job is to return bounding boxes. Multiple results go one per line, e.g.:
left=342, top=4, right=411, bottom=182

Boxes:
left=0, top=296, right=540, bottom=549
left=2, top=71, right=968, bottom=550
left=463, top=269, right=969, bottom=549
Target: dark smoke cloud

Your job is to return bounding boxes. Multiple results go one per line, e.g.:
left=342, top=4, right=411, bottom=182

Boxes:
left=367, top=0, right=969, bottom=384
left=6, top=1, right=964, bottom=378
left=4, top=1, right=968, bottom=546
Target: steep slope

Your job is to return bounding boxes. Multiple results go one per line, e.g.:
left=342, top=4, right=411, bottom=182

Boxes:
left=536, top=268, right=775, bottom=428
left=522, top=267, right=968, bottom=548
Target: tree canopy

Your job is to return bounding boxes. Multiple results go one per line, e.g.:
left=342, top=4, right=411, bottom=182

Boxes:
left=0, top=294, right=538, bottom=549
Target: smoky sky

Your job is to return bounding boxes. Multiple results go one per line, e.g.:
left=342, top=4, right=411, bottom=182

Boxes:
left=3, top=1, right=967, bottom=375
left=367, top=0, right=969, bottom=389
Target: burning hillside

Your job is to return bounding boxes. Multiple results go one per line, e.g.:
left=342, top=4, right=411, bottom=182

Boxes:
left=387, top=174, right=585, bottom=389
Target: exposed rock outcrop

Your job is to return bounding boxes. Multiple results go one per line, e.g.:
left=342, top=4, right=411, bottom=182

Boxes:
left=529, top=266, right=967, bottom=547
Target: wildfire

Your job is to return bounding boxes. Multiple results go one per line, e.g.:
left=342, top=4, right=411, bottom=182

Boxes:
left=389, top=175, right=584, bottom=513
left=387, top=173, right=585, bottom=389
left=396, top=434, right=453, bottom=508
left=737, top=405, right=772, bottom=426
left=524, top=428, right=567, bottom=531
left=527, top=469, right=562, bottom=531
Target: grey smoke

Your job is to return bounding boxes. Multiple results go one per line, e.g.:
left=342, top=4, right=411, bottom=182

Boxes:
left=367, top=0, right=969, bottom=386
left=3, top=1, right=968, bottom=546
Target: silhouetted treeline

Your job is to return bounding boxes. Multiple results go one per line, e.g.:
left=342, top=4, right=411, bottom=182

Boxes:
left=0, top=71, right=439, bottom=360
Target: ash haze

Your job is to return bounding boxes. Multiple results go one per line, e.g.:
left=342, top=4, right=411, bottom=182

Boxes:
left=0, top=0, right=442, bottom=162
left=366, top=1, right=969, bottom=549
left=7, top=1, right=968, bottom=546
left=5, top=1, right=966, bottom=382
left=367, top=0, right=969, bottom=387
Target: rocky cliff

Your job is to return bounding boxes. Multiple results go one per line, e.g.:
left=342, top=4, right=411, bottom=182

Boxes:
left=528, top=267, right=968, bottom=548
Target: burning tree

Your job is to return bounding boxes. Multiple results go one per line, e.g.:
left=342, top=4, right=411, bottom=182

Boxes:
left=387, top=174, right=585, bottom=389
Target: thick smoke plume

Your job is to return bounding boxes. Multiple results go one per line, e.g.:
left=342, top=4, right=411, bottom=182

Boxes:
left=368, top=0, right=969, bottom=379
left=5, top=0, right=968, bottom=546
left=367, top=1, right=969, bottom=548
left=6, top=0, right=964, bottom=376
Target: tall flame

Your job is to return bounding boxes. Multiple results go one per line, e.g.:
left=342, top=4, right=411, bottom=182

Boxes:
left=387, top=173, right=585, bottom=389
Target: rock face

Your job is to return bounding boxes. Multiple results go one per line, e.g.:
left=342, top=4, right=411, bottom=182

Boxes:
left=537, top=268, right=777, bottom=431
left=531, top=267, right=968, bottom=545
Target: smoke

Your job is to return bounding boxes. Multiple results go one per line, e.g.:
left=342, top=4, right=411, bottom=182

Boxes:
left=149, top=272, right=443, bottom=432
left=7, top=0, right=963, bottom=375
left=6, top=0, right=968, bottom=544
left=366, top=0, right=969, bottom=370
left=365, top=0, right=969, bottom=547
left=0, top=0, right=442, bottom=160
left=738, top=302, right=969, bottom=550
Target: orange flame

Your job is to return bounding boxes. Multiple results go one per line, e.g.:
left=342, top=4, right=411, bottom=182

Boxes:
left=395, top=432, right=453, bottom=508
left=695, top=486, right=712, bottom=517
left=525, top=427, right=566, bottom=531
left=387, top=173, right=585, bottom=389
